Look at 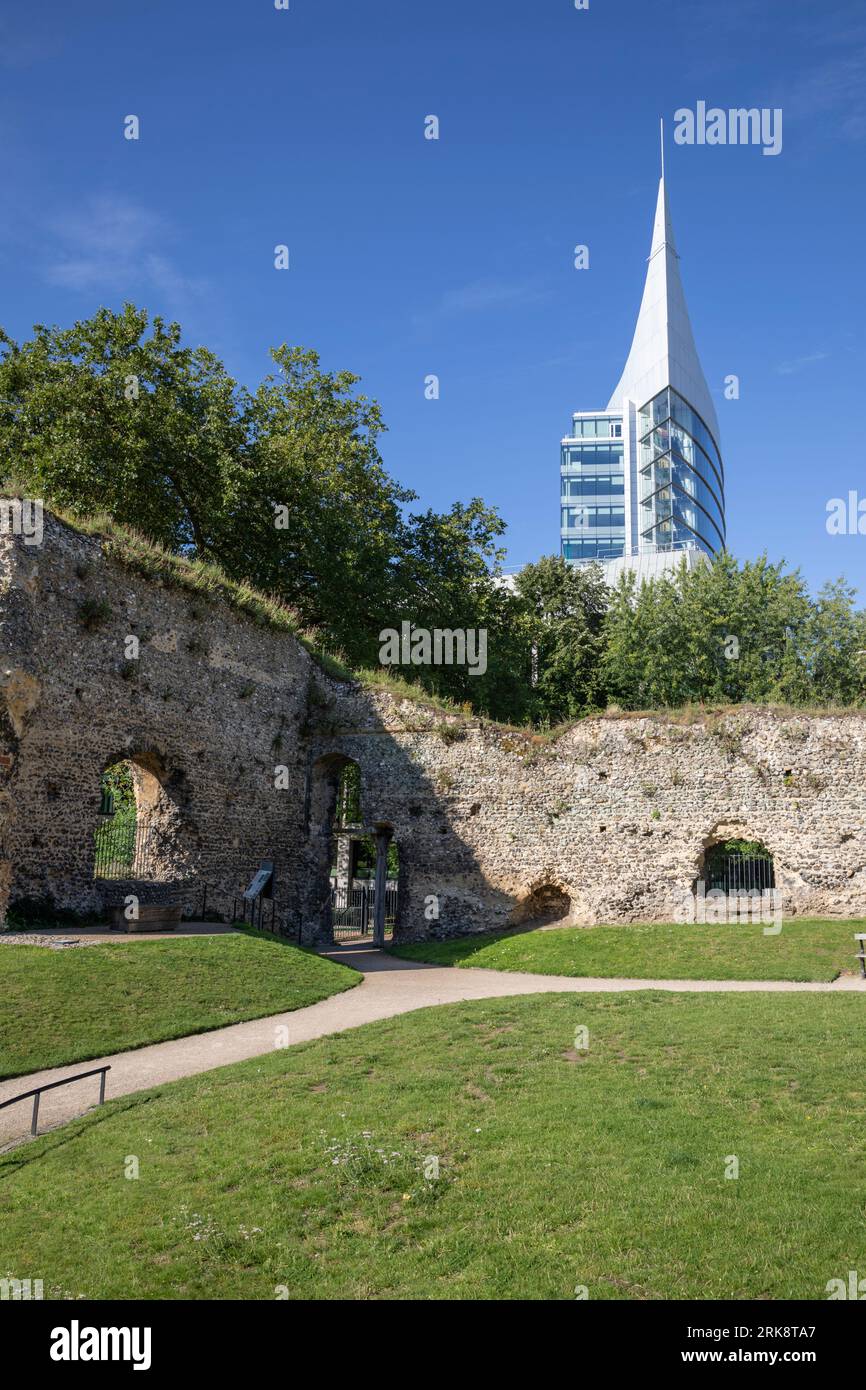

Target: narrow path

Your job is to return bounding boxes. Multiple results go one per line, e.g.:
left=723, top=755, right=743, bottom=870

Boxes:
left=2, top=942, right=863, bottom=1150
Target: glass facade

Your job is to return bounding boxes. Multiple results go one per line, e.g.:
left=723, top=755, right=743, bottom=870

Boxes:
left=636, top=387, right=725, bottom=556
left=568, top=417, right=623, bottom=440
left=560, top=415, right=625, bottom=561
left=560, top=179, right=725, bottom=572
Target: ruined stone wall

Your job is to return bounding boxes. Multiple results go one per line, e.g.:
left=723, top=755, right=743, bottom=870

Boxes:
left=308, top=679, right=866, bottom=939
left=2, top=513, right=865, bottom=941
left=0, top=516, right=313, bottom=929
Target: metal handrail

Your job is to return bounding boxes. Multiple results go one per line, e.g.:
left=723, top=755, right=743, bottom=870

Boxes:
left=570, top=540, right=705, bottom=563
left=0, top=1064, right=111, bottom=1136
left=231, top=894, right=277, bottom=934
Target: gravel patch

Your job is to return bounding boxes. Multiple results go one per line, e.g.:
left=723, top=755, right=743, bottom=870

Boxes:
left=0, top=933, right=92, bottom=948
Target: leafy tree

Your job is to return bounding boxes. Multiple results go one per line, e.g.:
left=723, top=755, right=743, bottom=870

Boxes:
left=100, top=760, right=136, bottom=819
left=601, top=567, right=689, bottom=709
left=384, top=498, right=530, bottom=719
left=513, top=555, right=609, bottom=724
left=0, top=309, right=517, bottom=700
left=215, top=343, right=413, bottom=665
left=0, top=305, right=244, bottom=554
left=5, top=306, right=865, bottom=723
left=803, top=579, right=866, bottom=705
left=601, top=553, right=864, bottom=710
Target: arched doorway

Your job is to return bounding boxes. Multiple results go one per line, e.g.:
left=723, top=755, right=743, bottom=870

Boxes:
left=701, top=837, right=775, bottom=895
left=93, top=752, right=187, bottom=883
left=311, top=756, right=399, bottom=943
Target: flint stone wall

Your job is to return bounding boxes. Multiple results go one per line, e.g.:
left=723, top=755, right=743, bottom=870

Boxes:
left=0, top=516, right=312, bottom=931
left=308, top=680, right=866, bottom=939
left=2, top=515, right=865, bottom=941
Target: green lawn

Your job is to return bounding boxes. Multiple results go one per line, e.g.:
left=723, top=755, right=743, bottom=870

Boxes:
left=390, top=918, right=863, bottom=982
left=0, top=930, right=358, bottom=1079
left=1, top=991, right=864, bottom=1299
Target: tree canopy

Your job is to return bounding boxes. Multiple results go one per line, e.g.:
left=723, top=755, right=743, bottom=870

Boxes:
left=601, top=556, right=866, bottom=711
left=2, top=304, right=863, bottom=725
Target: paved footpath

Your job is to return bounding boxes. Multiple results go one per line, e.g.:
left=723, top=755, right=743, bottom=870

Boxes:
left=2, top=941, right=864, bottom=1150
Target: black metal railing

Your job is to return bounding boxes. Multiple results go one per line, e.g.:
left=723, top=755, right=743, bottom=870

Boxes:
left=0, top=1065, right=111, bottom=1136
left=231, top=894, right=278, bottom=933
left=94, top=811, right=159, bottom=880
left=705, top=852, right=776, bottom=895
left=331, top=881, right=398, bottom=940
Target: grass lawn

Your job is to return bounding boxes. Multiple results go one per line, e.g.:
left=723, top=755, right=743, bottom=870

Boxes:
left=389, top=918, right=863, bottom=982
left=0, top=991, right=864, bottom=1300
left=0, top=930, right=358, bottom=1079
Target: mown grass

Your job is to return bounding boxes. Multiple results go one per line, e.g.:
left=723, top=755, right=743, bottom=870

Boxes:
left=1, top=992, right=864, bottom=1300
left=389, top=918, right=864, bottom=982
left=0, top=932, right=358, bottom=1079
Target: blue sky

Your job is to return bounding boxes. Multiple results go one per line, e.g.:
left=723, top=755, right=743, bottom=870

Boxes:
left=1, top=0, right=865, bottom=595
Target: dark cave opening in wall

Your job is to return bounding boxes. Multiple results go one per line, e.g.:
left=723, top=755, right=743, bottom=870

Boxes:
left=510, top=881, right=573, bottom=929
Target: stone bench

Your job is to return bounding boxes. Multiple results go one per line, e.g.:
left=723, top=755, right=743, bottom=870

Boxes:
left=856, top=933, right=866, bottom=979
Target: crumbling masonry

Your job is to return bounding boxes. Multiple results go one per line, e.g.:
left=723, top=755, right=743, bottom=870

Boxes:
left=1, top=514, right=865, bottom=941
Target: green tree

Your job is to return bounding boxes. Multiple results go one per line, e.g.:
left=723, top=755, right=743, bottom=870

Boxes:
left=216, top=343, right=414, bottom=665
left=385, top=498, right=530, bottom=719
left=513, top=555, right=609, bottom=724
left=601, top=567, right=689, bottom=708
left=803, top=579, right=866, bottom=705
left=100, top=760, right=136, bottom=818
left=0, top=310, right=517, bottom=705
left=0, top=305, right=244, bottom=553
left=601, top=553, right=864, bottom=710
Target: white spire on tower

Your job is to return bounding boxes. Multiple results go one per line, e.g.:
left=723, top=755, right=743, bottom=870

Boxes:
left=606, top=150, right=719, bottom=446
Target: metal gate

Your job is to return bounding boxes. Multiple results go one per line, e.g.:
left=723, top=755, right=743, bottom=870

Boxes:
left=94, top=811, right=159, bottom=880
left=705, top=850, right=775, bottom=894
left=331, top=881, right=398, bottom=940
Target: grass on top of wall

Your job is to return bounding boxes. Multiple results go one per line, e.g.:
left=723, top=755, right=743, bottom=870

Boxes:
left=0, top=930, right=358, bottom=1079
left=389, top=918, right=864, bottom=983
left=22, top=502, right=866, bottom=738
left=1, top=991, right=864, bottom=1300
left=44, top=505, right=476, bottom=721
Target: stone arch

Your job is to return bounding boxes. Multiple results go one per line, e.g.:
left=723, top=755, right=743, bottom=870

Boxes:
left=509, top=877, right=573, bottom=928
left=694, top=822, right=776, bottom=895
left=308, top=753, right=363, bottom=942
left=93, top=747, right=192, bottom=887
left=307, top=755, right=402, bottom=944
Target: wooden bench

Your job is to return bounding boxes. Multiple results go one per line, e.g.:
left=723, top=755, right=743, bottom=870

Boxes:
left=856, top=933, right=866, bottom=979
left=110, top=904, right=182, bottom=933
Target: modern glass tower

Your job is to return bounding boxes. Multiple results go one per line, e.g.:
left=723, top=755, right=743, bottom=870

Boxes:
left=561, top=163, right=725, bottom=581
